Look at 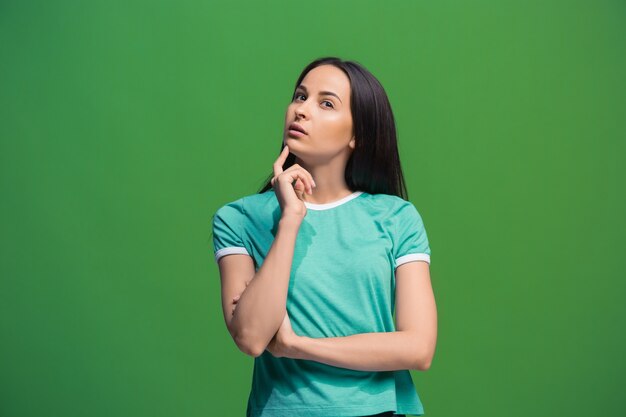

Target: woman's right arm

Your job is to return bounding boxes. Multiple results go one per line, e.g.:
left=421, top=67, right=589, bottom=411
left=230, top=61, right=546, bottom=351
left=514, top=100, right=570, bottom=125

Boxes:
left=218, top=145, right=315, bottom=357
left=219, top=214, right=302, bottom=357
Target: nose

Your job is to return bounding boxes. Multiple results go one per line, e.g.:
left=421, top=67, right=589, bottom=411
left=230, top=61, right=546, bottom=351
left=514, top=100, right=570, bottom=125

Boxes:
left=293, top=100, right=308, bottom=120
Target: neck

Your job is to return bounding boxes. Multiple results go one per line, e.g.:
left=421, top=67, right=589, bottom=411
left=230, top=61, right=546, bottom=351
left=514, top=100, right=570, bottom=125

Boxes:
left=294, top=154, right=354, bottom=204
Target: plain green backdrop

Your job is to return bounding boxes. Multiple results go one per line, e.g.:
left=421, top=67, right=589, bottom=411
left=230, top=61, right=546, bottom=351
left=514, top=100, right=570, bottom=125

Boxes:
left=1, top=1, right=624, bottom=416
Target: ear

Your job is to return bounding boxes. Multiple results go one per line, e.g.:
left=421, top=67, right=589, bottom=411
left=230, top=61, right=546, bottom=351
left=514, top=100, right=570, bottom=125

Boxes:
left=349, top=136, right=356, bottom=150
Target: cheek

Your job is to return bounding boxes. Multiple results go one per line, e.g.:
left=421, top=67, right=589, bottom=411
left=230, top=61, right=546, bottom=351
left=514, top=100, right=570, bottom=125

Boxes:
left=325, top=113, right=352, bottom=139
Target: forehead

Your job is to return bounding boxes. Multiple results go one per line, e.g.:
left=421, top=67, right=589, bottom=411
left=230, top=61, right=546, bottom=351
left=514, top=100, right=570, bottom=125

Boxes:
left=299, top=65, right=350, bottom=99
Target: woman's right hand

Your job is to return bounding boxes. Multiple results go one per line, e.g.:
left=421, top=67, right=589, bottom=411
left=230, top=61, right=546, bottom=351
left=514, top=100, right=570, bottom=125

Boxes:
left=271, top=145, right=316, bottom=220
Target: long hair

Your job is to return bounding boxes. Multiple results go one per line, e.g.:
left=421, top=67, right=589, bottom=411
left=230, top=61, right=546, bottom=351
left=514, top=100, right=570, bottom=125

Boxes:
left=258, top=56, right=409, bottom=200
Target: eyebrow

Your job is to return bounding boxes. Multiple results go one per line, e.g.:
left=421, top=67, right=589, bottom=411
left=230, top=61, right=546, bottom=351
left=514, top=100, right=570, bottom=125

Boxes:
left=296, top=84, right=343, bottom=104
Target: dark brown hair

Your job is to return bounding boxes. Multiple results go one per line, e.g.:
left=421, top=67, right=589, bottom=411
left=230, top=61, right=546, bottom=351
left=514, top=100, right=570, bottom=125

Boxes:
left=258, top=56, right=409, bottom=199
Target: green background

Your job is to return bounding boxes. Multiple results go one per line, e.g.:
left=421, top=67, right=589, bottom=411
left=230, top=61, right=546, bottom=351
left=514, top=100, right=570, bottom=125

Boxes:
left=1, top=1, right=624, bottom=416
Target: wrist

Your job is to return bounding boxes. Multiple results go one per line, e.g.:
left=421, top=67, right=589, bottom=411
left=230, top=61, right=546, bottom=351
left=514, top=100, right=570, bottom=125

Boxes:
left=288, top=335, right=310, bottom=360
left=279, top=215, right=303, bottom=230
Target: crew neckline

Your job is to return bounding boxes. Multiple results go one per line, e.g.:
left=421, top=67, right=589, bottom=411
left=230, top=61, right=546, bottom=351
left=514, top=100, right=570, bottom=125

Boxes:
left=303, top=191, right=364, bottom=210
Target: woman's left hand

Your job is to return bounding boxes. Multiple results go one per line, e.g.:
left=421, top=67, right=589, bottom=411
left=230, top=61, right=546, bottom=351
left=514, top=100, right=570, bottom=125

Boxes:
left=266, top=310, right=299, bottom=358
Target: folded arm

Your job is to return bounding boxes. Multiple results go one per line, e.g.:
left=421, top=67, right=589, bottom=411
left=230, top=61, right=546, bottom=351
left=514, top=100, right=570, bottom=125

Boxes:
left=283, top=261, right=437, bottom=371
left=220, top=216, right=302, bottom=357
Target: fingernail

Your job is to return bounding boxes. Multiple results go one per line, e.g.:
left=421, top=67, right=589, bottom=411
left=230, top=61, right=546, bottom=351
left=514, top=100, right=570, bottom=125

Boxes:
left=313, top=180, right=317, bottom=187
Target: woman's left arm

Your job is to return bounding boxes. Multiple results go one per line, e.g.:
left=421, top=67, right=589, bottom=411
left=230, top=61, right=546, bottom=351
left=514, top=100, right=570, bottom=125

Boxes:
left=272, top=261, right=438, bottom=372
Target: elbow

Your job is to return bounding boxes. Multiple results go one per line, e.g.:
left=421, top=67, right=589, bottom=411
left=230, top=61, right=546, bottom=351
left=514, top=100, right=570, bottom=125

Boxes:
left=238, top=343, right=264, bottom=358
left=413, top=352, right=434, bottom=371
left=415, top=359, right=432, bottom=371
left=232, top=328, right=266, bottom=358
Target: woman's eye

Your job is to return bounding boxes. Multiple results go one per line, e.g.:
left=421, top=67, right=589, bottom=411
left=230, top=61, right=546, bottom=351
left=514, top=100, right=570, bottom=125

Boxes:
left=293, top=94, right=333, bottom=108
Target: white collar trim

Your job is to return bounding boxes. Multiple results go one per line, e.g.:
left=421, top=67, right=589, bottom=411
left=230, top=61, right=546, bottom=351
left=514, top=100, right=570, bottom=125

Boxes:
left=304, top=191, right=364, bottom=211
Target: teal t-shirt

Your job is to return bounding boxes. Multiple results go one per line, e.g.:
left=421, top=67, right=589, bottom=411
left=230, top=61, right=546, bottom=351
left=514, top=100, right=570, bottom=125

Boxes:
left=211, top=189, right=431, bottom=417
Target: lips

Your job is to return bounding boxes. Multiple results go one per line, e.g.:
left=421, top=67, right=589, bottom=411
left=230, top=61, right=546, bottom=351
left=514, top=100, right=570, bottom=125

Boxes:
left=289, top=122, right=307, bottom=134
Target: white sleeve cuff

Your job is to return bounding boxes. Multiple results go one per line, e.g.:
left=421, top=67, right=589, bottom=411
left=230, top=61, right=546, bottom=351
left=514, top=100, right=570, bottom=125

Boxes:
left=395, top=253, right=431, bottom=268
left=215, top=247, right=251, bottom=263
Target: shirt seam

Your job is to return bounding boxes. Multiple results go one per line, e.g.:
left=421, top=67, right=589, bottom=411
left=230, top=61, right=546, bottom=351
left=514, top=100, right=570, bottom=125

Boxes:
left=240, top=197, right=247, bottom=247
left=393, top=199, right=404, bottom=261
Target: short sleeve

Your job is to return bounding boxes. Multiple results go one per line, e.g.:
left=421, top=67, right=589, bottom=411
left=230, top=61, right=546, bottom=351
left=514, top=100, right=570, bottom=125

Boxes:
left=393, top=201, right=431, bottom=268
left=211, top=198, right=251, bottom=264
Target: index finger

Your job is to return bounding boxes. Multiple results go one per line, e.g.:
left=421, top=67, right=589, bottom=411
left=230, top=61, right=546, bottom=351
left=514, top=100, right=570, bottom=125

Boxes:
left=273, top=145, right=290, bottom=177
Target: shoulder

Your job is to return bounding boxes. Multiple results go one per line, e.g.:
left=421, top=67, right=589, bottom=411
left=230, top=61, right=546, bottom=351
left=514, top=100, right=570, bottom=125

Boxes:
left=358, top=192, right=417, bottom=216
left=213, top=189, right=278, bottom=221
left=358, top=193, right=427, bottom=238
left=240, top=189, right=278, bottom=211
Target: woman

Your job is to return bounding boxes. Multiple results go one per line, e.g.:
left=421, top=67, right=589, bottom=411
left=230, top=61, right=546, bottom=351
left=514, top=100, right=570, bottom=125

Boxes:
left=212, top=56, right=437, bottom=417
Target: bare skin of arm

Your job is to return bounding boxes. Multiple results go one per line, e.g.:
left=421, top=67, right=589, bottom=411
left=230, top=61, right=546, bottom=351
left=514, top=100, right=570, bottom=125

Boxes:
left=262, top=261, right=438, bottom=371
left=219, top=216, right=301, bottom=357
left=218, top=145, right=315, bottom=357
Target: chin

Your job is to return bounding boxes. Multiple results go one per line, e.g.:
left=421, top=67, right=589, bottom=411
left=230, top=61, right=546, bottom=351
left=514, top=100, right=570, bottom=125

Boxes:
left=285, top=137, right=303, bottom=147
left=284, top=139, right=309, bottom=158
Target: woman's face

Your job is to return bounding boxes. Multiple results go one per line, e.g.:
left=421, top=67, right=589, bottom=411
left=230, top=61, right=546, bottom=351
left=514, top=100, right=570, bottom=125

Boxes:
left=283, top=64, right=355, bottom=163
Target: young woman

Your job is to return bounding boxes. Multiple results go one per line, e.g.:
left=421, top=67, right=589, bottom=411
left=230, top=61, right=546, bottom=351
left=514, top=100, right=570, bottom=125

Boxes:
left=212, top=56, right=437, bottom=417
